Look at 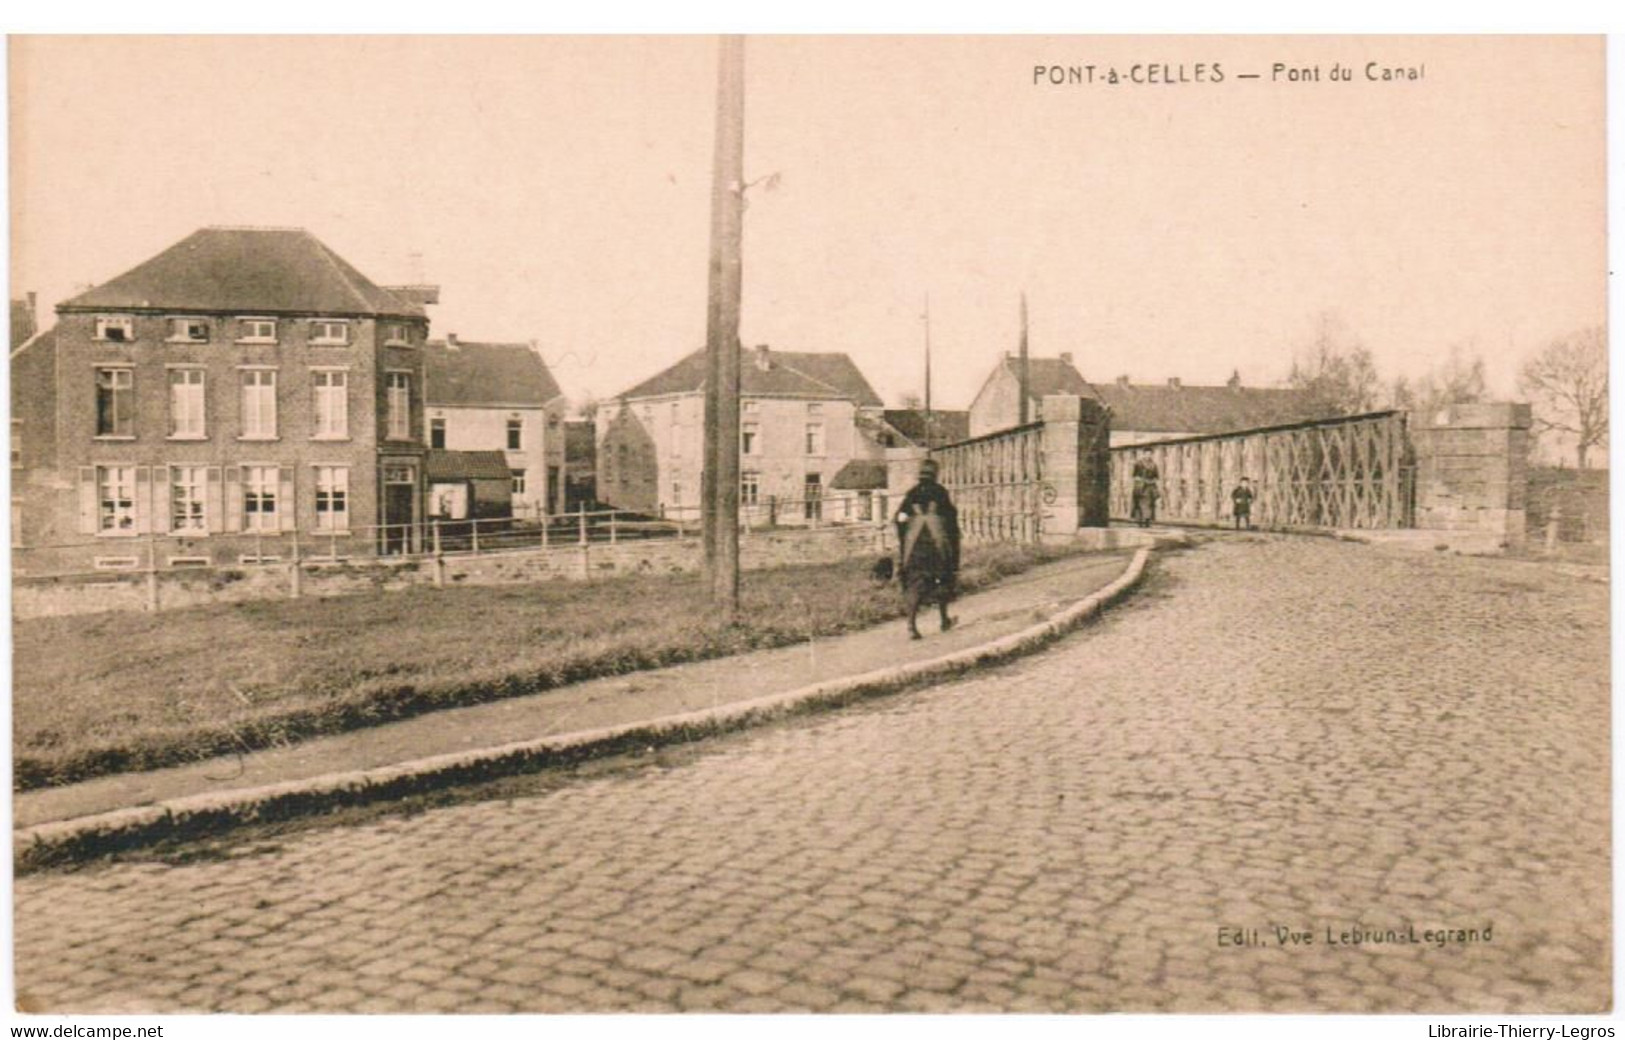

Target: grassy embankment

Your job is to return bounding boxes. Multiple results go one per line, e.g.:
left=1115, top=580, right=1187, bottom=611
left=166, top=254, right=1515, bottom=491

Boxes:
left=14, top=541, right=1092, bottom=790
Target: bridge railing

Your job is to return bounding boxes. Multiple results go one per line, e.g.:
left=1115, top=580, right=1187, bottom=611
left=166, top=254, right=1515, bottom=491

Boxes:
left=934, top=421, right=1046, bottom=543
left=1110, top=410, right=1415, bottom=530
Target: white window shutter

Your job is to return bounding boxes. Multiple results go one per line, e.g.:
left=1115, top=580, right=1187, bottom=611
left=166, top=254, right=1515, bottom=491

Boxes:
left=155, top=466, right=172, bottom=535
left=206, top=467, right=224, bottom=534
left=225, top=466, right=242, bottom=532
left=78, top=467, right=98, bottom=534
left=133, top=467, right=151, bottom=534
left=279, top=465, right=296, bottom=532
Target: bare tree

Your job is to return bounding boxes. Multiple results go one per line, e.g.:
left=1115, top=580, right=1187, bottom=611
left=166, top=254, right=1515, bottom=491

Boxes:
left=1287, top=312, right=1382, bottom=415
left=1390, top=342, right=1488, bottom=415
left=1519, top=325, right=1608, bottom=469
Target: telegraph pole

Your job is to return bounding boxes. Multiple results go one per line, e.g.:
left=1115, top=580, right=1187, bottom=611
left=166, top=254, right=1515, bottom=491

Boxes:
left=702, top=35, right=745, bottom=617
left=923, top=294, right=934, bottom=449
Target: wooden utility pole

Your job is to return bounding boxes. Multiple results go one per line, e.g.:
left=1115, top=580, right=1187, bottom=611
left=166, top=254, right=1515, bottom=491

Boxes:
left=1017, top=292, right=1031, bottom=425
left=702, top=35, right=745, bottom=617
left=923, top=294, right=933, bottom=449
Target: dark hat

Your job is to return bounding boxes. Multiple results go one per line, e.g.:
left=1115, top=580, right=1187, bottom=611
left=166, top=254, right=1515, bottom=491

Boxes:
left=919, top=458, right=940, bottom=475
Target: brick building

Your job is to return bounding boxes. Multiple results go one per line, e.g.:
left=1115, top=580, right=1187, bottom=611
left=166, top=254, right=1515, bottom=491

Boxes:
left=595, top=344, right=887, bottom=523
left=30, top=226, right=434, bottom=568
left=424, top=336, right=566, bottom=519
left=969, top=352, right=1326, bottom=444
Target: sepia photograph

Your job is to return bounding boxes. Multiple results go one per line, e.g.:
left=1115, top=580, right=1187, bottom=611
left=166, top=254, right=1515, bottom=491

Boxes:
left=4, top=32, right=1610, bottom=1018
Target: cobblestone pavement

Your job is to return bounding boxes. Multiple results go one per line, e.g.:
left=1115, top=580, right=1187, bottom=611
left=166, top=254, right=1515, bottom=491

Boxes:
left=14, top=536, right=1610, bottom=1013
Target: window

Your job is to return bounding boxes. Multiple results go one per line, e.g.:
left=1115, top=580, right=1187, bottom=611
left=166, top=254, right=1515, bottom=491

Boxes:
left=98, top=466, right=137, bottom=533
left=314, top=466, right=349, bottom=531
left=312, top=370, right=348, bottom=439
left=94, top=316, right=134, bottom=343
left=805, top=423, right=824, bottom=456
left=671, top=480, right=682, bottom=506
left=243, top=466, right=279, bottom=531
left=512, top=468, right=527, bottom=495
left=743, top=400, right=759, bottom=415
left=807, top=402, right=823, bottom=416
left=387, top=373, right=412, bottom=440
left=429, top=417, right=446, bottom=449
left=381, top=322, right=410, bottom=347
left=170, top=466, right=208, bottom=533
left=741, top=423, right=759, bottom=455
left=741, top=471, right=759, bottom=506
left=240, top=370, right=277, bottom=439
left=11, top=419, right=21, bottom=467
left=236, top=318, right=277, bottom=344
left=166, top=317, right=210, bottom=343
left=506, top=418, right=523, bottom=451
left=804, top=473, right=822, bottom=521
left=95, top=368, right=135, bottom=437
left=168, top=368, right=206, bottom=439
left=309, top=320, right=350, bottom=346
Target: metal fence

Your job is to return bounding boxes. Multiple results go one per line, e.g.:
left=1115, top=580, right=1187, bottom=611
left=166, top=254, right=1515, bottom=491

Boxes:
left=1110, top=411, right=1416, bottom=530
left=933, top=422, right=1046, bottom=543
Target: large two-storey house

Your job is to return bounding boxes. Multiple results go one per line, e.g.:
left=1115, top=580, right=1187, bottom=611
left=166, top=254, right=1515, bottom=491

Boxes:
left=32, top=226, right=434, bottom=568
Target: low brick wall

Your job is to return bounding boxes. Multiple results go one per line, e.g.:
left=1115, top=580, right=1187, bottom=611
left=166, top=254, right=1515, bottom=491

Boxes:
left=12, top=522, right=895, bottom=620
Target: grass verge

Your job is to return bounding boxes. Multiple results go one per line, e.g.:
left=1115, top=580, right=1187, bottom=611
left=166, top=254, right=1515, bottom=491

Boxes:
left=14, top=541, right=1091, bottom=790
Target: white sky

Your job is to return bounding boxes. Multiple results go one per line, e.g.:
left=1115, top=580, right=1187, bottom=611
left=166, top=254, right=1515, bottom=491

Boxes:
left=9, top=35, right=1606, bottom=411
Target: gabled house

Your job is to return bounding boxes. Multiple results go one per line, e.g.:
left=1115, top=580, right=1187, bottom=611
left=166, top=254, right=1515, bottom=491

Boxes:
left=34, top=226, right=433, bottom=566
left=595, top=343, right=886, bottom=523
left=424, top=336, right=566, bottom=519
left=969, top=352, right=1326, bottom=444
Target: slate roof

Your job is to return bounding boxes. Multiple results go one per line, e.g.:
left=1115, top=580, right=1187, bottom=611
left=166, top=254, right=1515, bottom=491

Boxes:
left=1000, top=355, right=1325, bottom=436
left=58, top=227, right=426, bottom=318
left=617, top=346, right=884, bottom=408
left=1083, top=381, right=1326, bottom=435
left=882, top=409, right=970, bottom=448
left=830, top=459, right=889, bottom=491
left=425, top=340, right=563, bottom=407
left=424, top=450, right=514, bottom=482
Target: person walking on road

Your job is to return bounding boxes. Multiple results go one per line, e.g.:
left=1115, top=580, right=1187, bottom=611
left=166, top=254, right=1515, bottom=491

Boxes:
left=895, top=458, right=961, bottom=640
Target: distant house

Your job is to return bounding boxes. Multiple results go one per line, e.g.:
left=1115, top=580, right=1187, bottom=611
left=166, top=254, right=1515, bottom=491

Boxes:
left=969, top=352, right=1325, bottom=444
left=424, top=337, right=566, bottom=519
left=562, top=419, right=598, bottom=512
left=11, top=293, right=39, bottom=350
left=33, top=226, right=433, bottom=566
left=424, top=449, right=514, bottom=522
left=596, top=344, right=886, bottom=523
left=881, top=408, right=970, bottom=449
left=10, top=325, right=57, bottom=549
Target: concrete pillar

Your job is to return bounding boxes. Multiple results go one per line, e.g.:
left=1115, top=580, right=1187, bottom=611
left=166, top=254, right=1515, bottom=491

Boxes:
left=1039, top=395, right=1083, bottom=534
left=1038, top=395, right=1112, bottom=534
left=1410, top=402, right=1533, bottom=545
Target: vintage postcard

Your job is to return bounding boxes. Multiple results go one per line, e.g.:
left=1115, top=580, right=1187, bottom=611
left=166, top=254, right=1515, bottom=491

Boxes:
left=5, top=35, right=1609, bottom=1019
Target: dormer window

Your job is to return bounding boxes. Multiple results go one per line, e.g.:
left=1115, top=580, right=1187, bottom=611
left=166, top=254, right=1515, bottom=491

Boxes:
left=94, top=316, right=135, bottom=343
left=381, top=322, right=410, bottom=347
left=309, top=320, right=350, bottom=346
left=166, top=317, right=210, bottom=343
left=237, top=318, right=278, bottom=344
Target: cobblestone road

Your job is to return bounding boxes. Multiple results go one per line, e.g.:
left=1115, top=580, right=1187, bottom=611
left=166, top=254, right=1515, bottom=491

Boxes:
left=13, top=537, right=1611, bottom=1012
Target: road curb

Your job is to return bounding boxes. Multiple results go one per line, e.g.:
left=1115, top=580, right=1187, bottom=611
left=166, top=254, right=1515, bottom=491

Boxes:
left=15, top=546, right=1152, bottom=873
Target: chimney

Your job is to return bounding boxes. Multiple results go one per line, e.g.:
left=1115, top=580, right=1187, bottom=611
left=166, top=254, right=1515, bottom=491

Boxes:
left=1115, top=374, right=1131, bottom=388
left=1227, top=369, right=1242, bottom=390
left=1059, top=351, right=1073, bottom=366
left=445, top=332, right=459, bottom=350
left=754, top=344, right=771, bottom=371
left=1167, top=377, right=1181, bottom=390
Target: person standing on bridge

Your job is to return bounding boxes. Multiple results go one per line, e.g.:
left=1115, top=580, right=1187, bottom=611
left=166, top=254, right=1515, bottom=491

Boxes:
left=1231, top=476, right=1255, bottom=530
left=1131, top=452, right=1160, bottom=527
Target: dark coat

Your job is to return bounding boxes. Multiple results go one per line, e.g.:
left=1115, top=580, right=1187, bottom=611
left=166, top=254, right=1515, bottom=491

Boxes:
left=895, top=479, right=960, bottom=577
